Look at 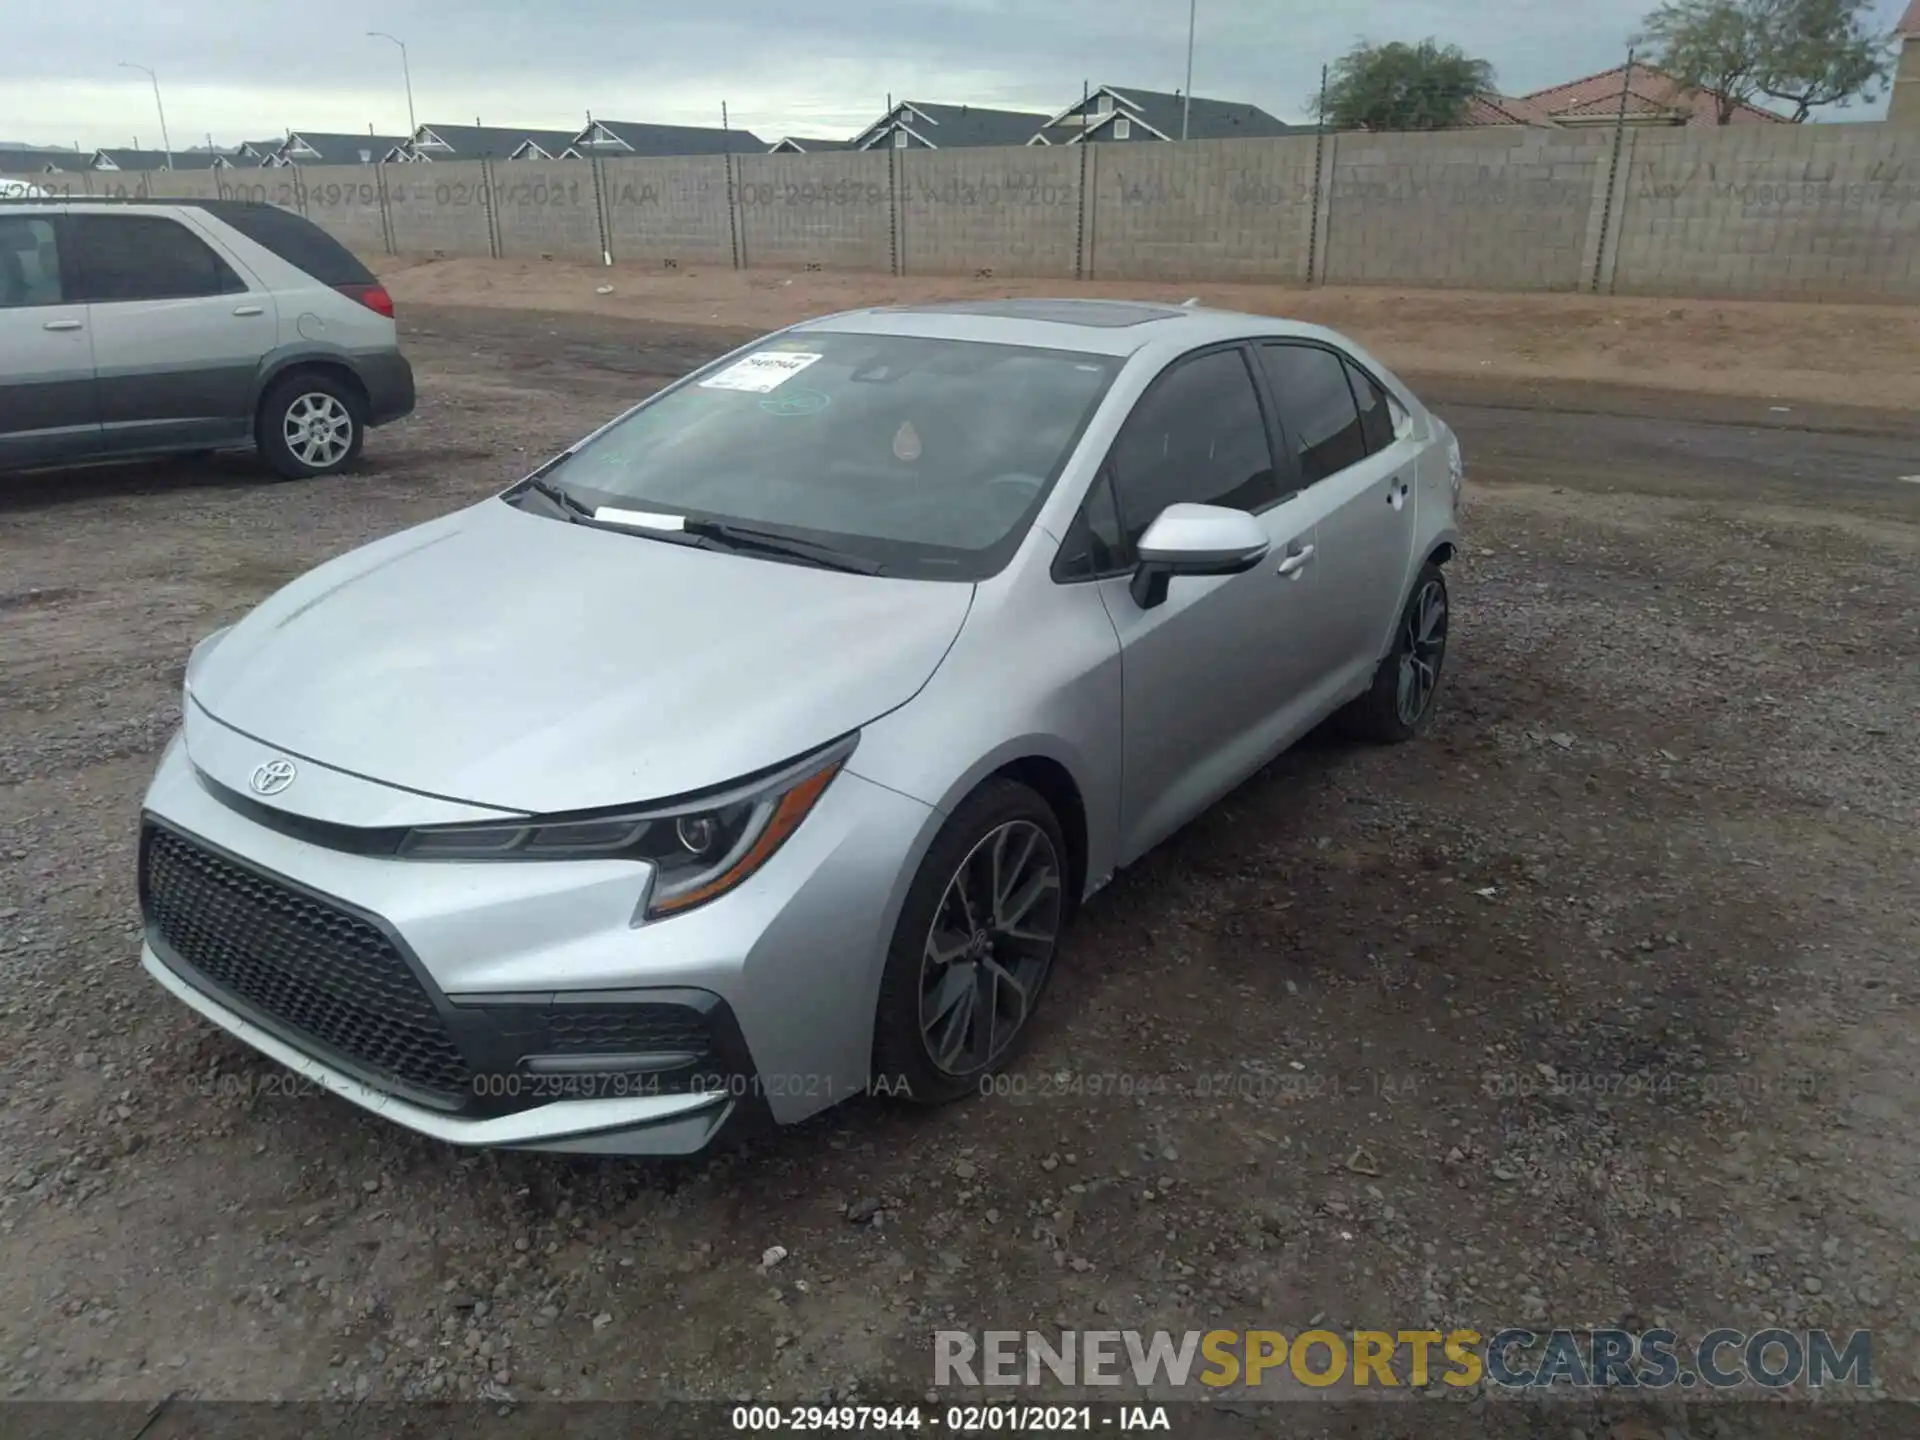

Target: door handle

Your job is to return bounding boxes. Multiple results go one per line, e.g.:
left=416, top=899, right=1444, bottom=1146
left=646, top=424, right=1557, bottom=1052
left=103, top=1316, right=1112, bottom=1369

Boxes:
left=1276, top=543, right=1315, bottom=578
left=43, top=319, right=82, bottom=332
left=1387, top=478, right=1410, bottom=510
left=233, top=305, right=266, bottom=317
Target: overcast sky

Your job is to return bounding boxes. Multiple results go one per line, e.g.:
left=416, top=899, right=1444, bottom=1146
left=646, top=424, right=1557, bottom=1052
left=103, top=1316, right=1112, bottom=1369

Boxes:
left=5, top=0, right=1907, bottom=150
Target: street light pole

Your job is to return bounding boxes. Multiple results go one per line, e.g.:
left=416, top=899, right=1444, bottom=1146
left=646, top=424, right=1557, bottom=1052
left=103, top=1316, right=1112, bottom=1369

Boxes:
left=1180, top=0, right=1196, bottom=140
left=368, top=32, right=417, bottom=138
left=119, top=62, right=172, bottom=168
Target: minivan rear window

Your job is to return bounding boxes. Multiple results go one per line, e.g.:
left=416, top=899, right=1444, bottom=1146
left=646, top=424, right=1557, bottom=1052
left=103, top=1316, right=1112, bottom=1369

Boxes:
left=200, top=202, right=376, bottom=286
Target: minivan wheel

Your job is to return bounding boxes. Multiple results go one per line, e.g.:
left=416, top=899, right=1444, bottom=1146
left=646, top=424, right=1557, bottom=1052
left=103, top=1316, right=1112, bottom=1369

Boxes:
left=1339, top=562, right=1450, bottom=743
left=873, top=779, right=1068, bottom=1106
left=256, top=372, right=365, bottom=480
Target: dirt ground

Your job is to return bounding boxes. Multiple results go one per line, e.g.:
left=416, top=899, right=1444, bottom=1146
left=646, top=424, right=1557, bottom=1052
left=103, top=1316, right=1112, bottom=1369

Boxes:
left=1, top=267, right=1917, bottom=1426
left=385, top=256, right=1920, bottom=412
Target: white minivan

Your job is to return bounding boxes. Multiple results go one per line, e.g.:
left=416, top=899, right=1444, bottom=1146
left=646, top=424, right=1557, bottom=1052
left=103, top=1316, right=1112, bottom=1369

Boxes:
left=0, top=197, right=413, bottom=478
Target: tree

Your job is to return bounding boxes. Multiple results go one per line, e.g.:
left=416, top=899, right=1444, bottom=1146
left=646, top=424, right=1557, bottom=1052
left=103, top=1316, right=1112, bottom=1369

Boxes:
left=1636, top=0, right=1890, bottom=122
left=1754, top=0, right=1891, bottom=120
left=1314, top=40, right=1497, bottom=132
left=1636, top=0, right=1766, bottom=121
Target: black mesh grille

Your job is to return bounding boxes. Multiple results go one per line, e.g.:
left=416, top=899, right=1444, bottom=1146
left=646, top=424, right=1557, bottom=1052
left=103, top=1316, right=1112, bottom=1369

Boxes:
left=142, top=825, right=471, bottom=1100
left=541, top=1006, right=714, bottom=1058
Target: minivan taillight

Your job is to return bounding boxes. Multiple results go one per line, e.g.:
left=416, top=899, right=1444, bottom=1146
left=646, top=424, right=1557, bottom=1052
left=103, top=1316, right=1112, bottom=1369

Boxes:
left=335, top=283, right=395, bottom=318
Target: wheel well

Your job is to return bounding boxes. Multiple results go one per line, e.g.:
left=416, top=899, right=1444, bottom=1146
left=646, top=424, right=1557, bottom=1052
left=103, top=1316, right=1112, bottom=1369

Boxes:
left=260, top=360, right=369, bottom=420
left=1428, top=541, right=1457, bottom=565
left=992, top=756, right=1088, bottom=913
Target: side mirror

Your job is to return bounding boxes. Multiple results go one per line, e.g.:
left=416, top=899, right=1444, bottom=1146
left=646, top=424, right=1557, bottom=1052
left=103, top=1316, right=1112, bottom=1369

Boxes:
left=1129, top=503, right=1271, bottom=609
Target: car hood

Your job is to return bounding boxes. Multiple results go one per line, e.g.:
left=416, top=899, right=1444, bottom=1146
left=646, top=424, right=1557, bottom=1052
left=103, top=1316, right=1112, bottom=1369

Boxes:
left=189, top=499, right=974, bottom=814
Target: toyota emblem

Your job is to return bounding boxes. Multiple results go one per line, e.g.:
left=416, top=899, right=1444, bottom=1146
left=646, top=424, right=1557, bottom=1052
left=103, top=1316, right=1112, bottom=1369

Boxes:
left=249, top=758, right=297, bottom=796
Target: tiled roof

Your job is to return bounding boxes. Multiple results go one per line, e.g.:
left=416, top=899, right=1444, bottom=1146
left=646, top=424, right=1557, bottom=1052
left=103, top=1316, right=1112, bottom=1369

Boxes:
left=1458, top=93, right=1556, bottom=127
left=1520, top=63, right=1787, bottom=126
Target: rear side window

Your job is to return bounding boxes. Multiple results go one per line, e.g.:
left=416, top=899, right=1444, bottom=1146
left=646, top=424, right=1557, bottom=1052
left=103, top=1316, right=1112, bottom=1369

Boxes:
left=69, top=214, right=246, bottom=302
left=206, top=202, right=375, bottom=286
left=1345, top=360, right=1396, bottom=454
left=1257, top=343, right=1368, bottom=484
left=0, top=216, right=62, bottom=308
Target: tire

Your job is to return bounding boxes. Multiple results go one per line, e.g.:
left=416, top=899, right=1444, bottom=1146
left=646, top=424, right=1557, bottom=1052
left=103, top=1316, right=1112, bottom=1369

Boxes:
left=1339, top=562, right=1450, bottom=743
left=872, top=779, right=1070, bottom=1107
left=255, top=371, right=365, bottom=480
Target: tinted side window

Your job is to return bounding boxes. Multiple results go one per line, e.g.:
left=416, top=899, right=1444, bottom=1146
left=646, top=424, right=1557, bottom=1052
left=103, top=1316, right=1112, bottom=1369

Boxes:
left=206, top=202, right=374, bottom=285
left=0, top=217, right=62, bottom=308
left=1345, top=360, right=1395, bottom=454
left=1257, top=343, right=1368, bottom=484
left=1052, top=470, right=1127, bottom=581
left=1109, top=348, right=1279, bottom=548
left=70, top=215, right=245, bottom=303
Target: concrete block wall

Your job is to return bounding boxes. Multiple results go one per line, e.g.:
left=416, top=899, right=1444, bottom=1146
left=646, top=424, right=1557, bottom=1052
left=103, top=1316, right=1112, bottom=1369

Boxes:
left=1086, top=136, right=1319, bottom=282
left=1609, top=124, right=1920, bottom=299
left=600, top=156, right=734, bottom=266
left=288, top=168, right=393, bottom=258
left=492, top=161, right=603, bottom=261
left=735, top=151, right=894, bottom=272
left=141, top=170, right=224, bottom=203
left=384, top=161, right=495, bottom=257
left=898, top=146, right=1081, bottom=277
left=28, top=120, right=1920, bottom=302
left=1319, top=128, right=1610, bottom=290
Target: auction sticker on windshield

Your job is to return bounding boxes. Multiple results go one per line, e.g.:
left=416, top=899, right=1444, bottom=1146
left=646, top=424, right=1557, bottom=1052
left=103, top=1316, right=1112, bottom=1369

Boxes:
left=699, top=351, right=823, bottom=393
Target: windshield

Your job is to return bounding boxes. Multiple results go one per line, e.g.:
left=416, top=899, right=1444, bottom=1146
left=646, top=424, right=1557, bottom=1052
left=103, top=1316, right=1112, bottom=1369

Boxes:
left=532, top=331, right=1122, bottom=580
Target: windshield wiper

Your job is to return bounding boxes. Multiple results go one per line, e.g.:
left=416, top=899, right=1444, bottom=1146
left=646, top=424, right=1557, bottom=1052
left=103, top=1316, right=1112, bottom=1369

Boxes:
left=518, top=486, right=881, bottom=573
left=514, top=473, right=594, bottom=522
left=680, top=520, right=885, bottom=575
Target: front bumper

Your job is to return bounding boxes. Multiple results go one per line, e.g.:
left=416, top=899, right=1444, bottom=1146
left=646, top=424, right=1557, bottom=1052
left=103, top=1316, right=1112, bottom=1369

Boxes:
left=138, top=727, right=937, bottom=1154
left=143, top=943, right=738, bottom=1153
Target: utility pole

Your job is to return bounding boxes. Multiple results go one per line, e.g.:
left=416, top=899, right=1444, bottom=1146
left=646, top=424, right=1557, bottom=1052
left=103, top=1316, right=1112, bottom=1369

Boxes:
left=119, top=62, right=172, bottom=167
left=1180, top=0, right=1197, bottom=140
left=367, top=32, right=418, bottom=137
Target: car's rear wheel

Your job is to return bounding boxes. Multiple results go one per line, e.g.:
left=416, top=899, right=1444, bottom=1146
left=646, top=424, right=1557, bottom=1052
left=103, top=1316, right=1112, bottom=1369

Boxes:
left=256, top=372, right=365, bottom=480
left=873, top=779, right=1068, bottom=1106
left=1340, top=562, right=1450, bottom=743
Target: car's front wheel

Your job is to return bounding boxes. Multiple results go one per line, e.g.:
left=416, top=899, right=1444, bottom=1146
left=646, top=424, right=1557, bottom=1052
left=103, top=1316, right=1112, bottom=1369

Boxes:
left=256, top=371, right=365, bottom=480
left=873, top=779, right=1068, bottom=1106
left=1340, top=561, right=1450, bottom=742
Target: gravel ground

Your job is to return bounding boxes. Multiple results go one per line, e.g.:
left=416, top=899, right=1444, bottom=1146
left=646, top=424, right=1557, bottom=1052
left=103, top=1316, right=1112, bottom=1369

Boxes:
left=0, top=295, right=1916, bottom=1424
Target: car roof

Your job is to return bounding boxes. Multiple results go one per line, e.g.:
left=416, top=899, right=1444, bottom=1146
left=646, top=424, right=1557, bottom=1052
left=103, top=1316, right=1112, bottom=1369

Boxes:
left=800, top=298, right=1350, bottom=357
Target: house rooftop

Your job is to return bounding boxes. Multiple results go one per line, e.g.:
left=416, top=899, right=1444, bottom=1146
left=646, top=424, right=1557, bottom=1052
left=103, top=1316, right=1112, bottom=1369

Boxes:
left=1519, top=63, right=1787, bottom=126
left=568, top=119, right=766, bottom=155
left=1038, top=85, right=1307, bottom=142
left=854, top=101, right=1052, bottom=149
left=411, top=123, right=579, bottom=159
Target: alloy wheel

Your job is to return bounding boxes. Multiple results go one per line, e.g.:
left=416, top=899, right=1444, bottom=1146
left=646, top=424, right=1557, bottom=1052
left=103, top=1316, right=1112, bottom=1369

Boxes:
left=918, top=820, right=1063, bottom=1077
left=283, top=393, right=354, bottom=470
left=1395, top=578, right=1448, bottom=727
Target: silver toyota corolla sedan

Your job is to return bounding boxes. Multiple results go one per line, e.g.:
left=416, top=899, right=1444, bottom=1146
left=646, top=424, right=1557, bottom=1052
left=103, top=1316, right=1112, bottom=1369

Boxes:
left=139, top=298, right=1462, bottom=1156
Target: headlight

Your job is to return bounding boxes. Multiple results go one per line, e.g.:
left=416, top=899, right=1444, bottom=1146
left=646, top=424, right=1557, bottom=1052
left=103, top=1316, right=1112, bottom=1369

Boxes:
left=182, top=625, right=234, bottom=700
left=397, top=734, right=856, bottom=921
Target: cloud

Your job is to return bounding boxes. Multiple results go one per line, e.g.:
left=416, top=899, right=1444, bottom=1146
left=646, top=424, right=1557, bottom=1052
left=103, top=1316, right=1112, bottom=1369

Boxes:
left=2, top=0, right=1903, bottom=148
